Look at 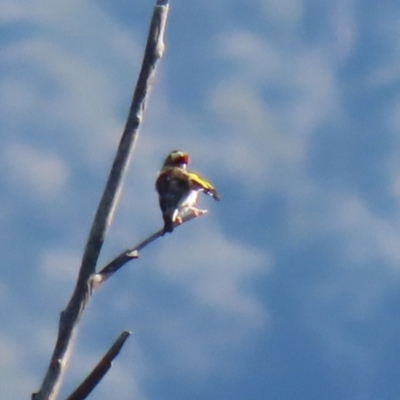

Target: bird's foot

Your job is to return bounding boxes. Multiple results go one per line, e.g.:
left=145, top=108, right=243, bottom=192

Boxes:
left=175, top=216, right=183, bottom=225
left=187, top=207, right=208, bottom=217
left=196, top=208, right=207, bottom=216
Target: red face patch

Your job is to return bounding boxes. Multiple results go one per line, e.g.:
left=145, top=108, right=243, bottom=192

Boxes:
left=179, top=153, right=189, bottom=165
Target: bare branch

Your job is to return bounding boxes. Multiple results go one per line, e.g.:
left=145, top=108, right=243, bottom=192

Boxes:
left=94, top=210, right=207, bottom=285
left=64, top=331, right=131, bottom=400
left=32, top=2, right=170, bottom=400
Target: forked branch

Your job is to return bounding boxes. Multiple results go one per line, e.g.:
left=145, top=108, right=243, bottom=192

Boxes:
left=66, top=211, right=206, bottom=398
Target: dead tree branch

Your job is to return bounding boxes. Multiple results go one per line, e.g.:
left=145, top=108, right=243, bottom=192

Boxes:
left=94, top=210, right=207, bottom=285
left=64, top=331, right=131, bottom=400
left=32, top=2, right=170, bottom=399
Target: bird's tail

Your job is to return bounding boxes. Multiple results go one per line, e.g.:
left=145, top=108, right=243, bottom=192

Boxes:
left=162, top=214, right=174, bottom=234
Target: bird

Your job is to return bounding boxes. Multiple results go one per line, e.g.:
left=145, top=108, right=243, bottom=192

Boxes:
left=155, top=150, right=220, bottom=234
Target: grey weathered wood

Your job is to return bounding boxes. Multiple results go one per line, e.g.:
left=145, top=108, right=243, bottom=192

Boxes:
left=31, top=2, right=170, bottom=399
left=64, top=331, right=131, bottom=400
left=95, top=210, right=207, bottom=284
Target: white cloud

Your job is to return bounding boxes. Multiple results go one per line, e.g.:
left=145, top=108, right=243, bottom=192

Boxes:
left=208, top=82, right=303, bottom=193
left=40, top=248, right=81, bottom=282
left=117, top=221, right=271, bottom=378
left=59, top=341, right=147, bottom=400
left=3, top=0, right=396, bottom=398
left=330, top=194, right=400, bottom=266
left=259, top=0, right=304, bottom=24
left=202, top=28, right=341, bottom=198
left=282, top=179, right=400, bottom=270
left=2, top=143, right=69, bottom=198
left=0, top=3, right=149, bottom=395
left=0, top=334, right=37, bottom=399
left=154, top=224, right=269, bottom=324
left=0, top=0, right=142, bottom=169
left=92, top=358, right=147, bottom=400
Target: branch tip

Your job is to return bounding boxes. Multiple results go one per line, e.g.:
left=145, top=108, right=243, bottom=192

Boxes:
left=156, top=0, right=169, bottom=6
left=65, top=331, right=131, bottom=400
left=127, top=250, right=139, bottom=258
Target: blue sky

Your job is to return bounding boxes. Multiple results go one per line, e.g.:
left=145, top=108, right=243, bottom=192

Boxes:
left=1, top=0, right=400, bottom=399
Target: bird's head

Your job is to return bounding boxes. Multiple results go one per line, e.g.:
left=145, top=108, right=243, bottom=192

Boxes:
left=163, top=150, right=190, bottom=169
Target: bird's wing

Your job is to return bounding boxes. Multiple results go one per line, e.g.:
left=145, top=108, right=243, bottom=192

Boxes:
left=185, top=171, right=220, bottom=200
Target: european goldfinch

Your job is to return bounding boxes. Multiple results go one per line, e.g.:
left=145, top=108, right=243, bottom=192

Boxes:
left=156, top=150, right=220, bottom=234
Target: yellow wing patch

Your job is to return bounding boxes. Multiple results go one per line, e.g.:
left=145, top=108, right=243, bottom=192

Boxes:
left=186, top=171, right=215, bottom=191
left=185, top=171, right=220, bottom=200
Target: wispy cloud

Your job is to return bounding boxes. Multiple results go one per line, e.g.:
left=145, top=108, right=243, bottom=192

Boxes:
left=154, top=224, right=268, bottom=322
left=2, top=143, right=69, bottom=198
left=2, top=0, right=400, bottom=399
